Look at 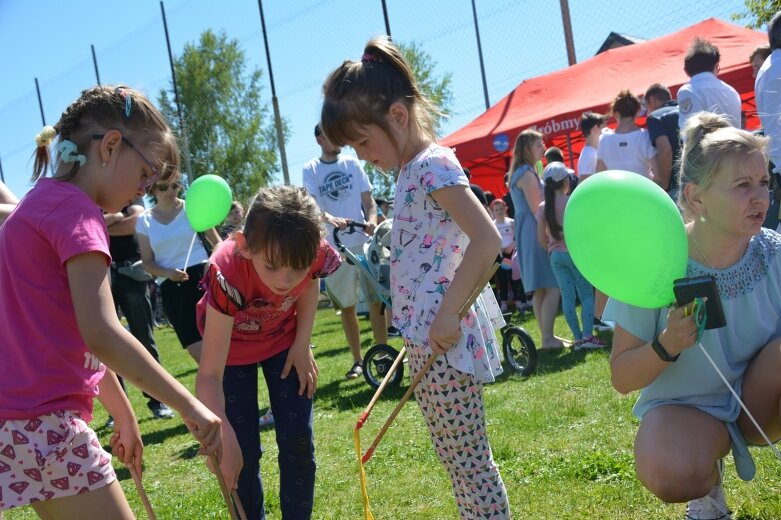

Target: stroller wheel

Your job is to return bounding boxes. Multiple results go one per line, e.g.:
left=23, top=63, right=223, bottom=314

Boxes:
left=363, top=344, right=404, bottom=389
left=502, top=326, right=537, bottom=376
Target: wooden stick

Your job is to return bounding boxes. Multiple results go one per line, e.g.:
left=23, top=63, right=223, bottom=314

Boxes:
left=231, top=489, right=249, bottom=520
left=355, top=346, right=407, bottom=431
left=361, top=261, right=499, bottom=464
left=128, top=464, right=157, bottom=520
left=361, top=351, right=436, bottom=463
left=210, top=454, right=242, bottom=520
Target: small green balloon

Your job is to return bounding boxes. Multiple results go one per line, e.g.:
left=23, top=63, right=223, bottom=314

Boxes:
left=563, top=170, right=688, bottom=308
left=184, top=174, right=233, bottom=232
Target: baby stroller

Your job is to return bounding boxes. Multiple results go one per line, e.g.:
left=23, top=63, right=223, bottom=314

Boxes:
left=332, top=220, right=536, bottom=390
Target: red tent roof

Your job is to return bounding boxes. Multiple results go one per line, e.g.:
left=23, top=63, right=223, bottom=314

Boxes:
left=441, top=18, right=767, bottom=196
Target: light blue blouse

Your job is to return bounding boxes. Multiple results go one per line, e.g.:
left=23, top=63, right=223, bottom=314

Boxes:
left=605, top=228, right=781, bottom=422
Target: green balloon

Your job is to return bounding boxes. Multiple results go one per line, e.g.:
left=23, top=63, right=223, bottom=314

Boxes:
left=563, top=170, right=687, bottom=308
left=184, top=174, right=233, bottom=232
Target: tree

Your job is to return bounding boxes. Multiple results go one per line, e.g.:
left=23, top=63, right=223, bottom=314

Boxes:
left=158, top=30, right=282, bottom=204
left=732, top=0, right=781, bottom=28
left=363, top=41, right=454, bottom=200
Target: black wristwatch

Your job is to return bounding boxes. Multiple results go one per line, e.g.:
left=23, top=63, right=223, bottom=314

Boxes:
left=651, top=333, right=680, bottom=362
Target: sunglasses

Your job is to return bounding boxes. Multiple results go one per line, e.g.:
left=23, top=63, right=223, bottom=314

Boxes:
left=92, top=133, right=161, bottom=192
left=156, top=182, right=181, bottom=192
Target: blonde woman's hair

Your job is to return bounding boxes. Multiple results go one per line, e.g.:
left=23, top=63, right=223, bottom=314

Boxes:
left=677, top=112, right=768, bottom=220
left=508, top=129, right=543, bottom=176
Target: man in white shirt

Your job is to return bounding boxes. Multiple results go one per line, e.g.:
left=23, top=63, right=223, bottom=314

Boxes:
left=303, top=125, right=385, bottom=379
left=577, top=112, right=606, bottom=181
left=677, top=38, right=742, bottom=133
left=756, top=11, right=781, bottom=230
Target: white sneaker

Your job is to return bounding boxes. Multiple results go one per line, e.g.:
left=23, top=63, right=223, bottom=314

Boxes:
left=258, top=409, right=275, bottom=428
left=685, top=460, right=731, bottom=520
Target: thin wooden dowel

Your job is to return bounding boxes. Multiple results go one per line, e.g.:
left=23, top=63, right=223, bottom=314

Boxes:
left=210, top=454, right=242, bottom=520
left=128, top=464, right=157, bottom=520
left=355, top=347, right=407, bottom=431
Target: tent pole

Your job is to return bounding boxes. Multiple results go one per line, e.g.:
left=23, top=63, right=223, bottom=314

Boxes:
left=565, top=132, right=575, bottom=170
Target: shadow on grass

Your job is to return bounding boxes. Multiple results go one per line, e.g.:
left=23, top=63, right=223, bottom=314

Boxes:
left=315, top=376, right=407, bottom=412
left=174, top=366, right=198, bottom=379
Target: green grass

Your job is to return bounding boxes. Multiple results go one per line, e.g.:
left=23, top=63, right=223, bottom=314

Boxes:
left=6, top=307, right=781, bottom=519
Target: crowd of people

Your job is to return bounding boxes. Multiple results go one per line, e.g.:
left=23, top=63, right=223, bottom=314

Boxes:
left=1, top=11, right=781, bottom=520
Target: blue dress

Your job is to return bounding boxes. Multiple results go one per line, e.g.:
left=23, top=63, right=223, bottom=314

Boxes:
left=509, top=164, right=558, bottom=291
left=604, top=228, right=781, bottom=480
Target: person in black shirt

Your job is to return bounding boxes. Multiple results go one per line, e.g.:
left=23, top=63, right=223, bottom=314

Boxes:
left=644, top=83, right=681, bottom=199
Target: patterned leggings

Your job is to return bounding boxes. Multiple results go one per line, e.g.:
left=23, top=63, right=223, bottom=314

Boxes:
left=407, top=343, right=510, bottom=519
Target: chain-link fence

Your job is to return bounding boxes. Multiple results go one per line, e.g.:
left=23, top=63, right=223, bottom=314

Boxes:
left=0, top=0, right=750, bottom=201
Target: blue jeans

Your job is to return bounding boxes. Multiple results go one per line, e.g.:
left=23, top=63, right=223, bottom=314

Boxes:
left=223, top=348, right=315, bottom=520
left=549, top=251, right=595, bottom=340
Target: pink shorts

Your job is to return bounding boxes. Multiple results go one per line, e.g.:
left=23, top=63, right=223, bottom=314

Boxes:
left=0, top=410, right=116, bottom=510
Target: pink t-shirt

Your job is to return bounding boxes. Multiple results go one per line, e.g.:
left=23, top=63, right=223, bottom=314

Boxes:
left=0, top=179, right=110, bottom=421
left=197, top=238, right=341, bottom=365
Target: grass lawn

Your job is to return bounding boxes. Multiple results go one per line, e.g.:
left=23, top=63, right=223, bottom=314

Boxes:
left=5, top=306, right=781, bottom=519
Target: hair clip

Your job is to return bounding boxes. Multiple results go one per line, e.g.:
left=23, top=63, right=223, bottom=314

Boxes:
left=35, top=125, right=57, bottom=147
left=115, top=87, right=132, bottom=118
left=361, top=53, right=376, bottom=62
left=58, top=140, right=86, bottom=167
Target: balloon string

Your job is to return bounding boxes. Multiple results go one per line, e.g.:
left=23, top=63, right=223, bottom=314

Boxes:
left=695, top=340, right=781, bottom=463
left=691, top=299, right=781, bottom=461
left=183, top=232, right=196, bottom=272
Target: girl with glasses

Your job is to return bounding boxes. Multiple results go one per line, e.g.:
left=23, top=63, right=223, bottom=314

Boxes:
left=0, top=85, right=222, bottom=518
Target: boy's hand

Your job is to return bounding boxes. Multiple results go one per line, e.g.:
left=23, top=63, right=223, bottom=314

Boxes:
left=206, top=423, right=242, bottom=491
left=282, top=343, right=319, bottom=398
left=109, top=417, right=144, bottom=477
left=429, top=309, right=461, bottom=355
left=181, top=400, right=222, bottom=457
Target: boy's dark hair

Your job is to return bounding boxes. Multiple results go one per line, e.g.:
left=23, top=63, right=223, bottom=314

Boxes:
left=644, top=83, right=672, bottom=105
left=544, top=146, right=564, bottom=163
left=684, top=38, right=720, bottom=77
left=230, top=200, right=244, bottom=213
left=243, top=185, right=324, bottom=269
left=33, top=85, right=179, bottom=184
left=611, top=90, right=641, bottom=119
left=580, top=112, right=606, bottom=137
left=770, top=11, right=781, bottom=50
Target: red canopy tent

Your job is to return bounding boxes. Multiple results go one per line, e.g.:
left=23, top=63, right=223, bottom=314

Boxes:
left=441, top=18, right=767, bottom=196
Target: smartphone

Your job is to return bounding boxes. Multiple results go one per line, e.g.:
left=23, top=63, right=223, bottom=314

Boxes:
left=672, top=275, right=726, bottom=330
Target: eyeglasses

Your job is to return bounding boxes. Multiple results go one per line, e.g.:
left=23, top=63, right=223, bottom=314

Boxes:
left=156, top=182, right=180, bottom=192
left=92, top=133, right=161, bottom=192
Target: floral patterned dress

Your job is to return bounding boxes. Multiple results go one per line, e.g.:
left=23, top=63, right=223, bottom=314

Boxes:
left=391, top=144, right=504, bottom=383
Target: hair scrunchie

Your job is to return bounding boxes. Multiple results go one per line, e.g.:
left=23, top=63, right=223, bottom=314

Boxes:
left=34, top=125, right=57, bottom=147
left=58, top=140, right=87, bottom=167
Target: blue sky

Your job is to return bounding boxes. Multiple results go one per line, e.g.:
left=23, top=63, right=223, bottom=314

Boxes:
left=0, top=0, right=750, bottom=199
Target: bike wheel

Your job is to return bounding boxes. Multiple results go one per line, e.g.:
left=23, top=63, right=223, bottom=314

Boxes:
left=363, top=344, right=404, bottom=389
left=502, top=326, right=537, bottom=376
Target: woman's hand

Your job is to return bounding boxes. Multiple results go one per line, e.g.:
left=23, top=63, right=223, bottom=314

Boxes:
left=167, top=268, right=189, bottom=282
left=429, top=308, right=462, bottom=355
left=282, top=343, right=319, bottom=398
left=109, top=416, right=144, bottom=477
left=659, top=301, right=702, bottom=357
